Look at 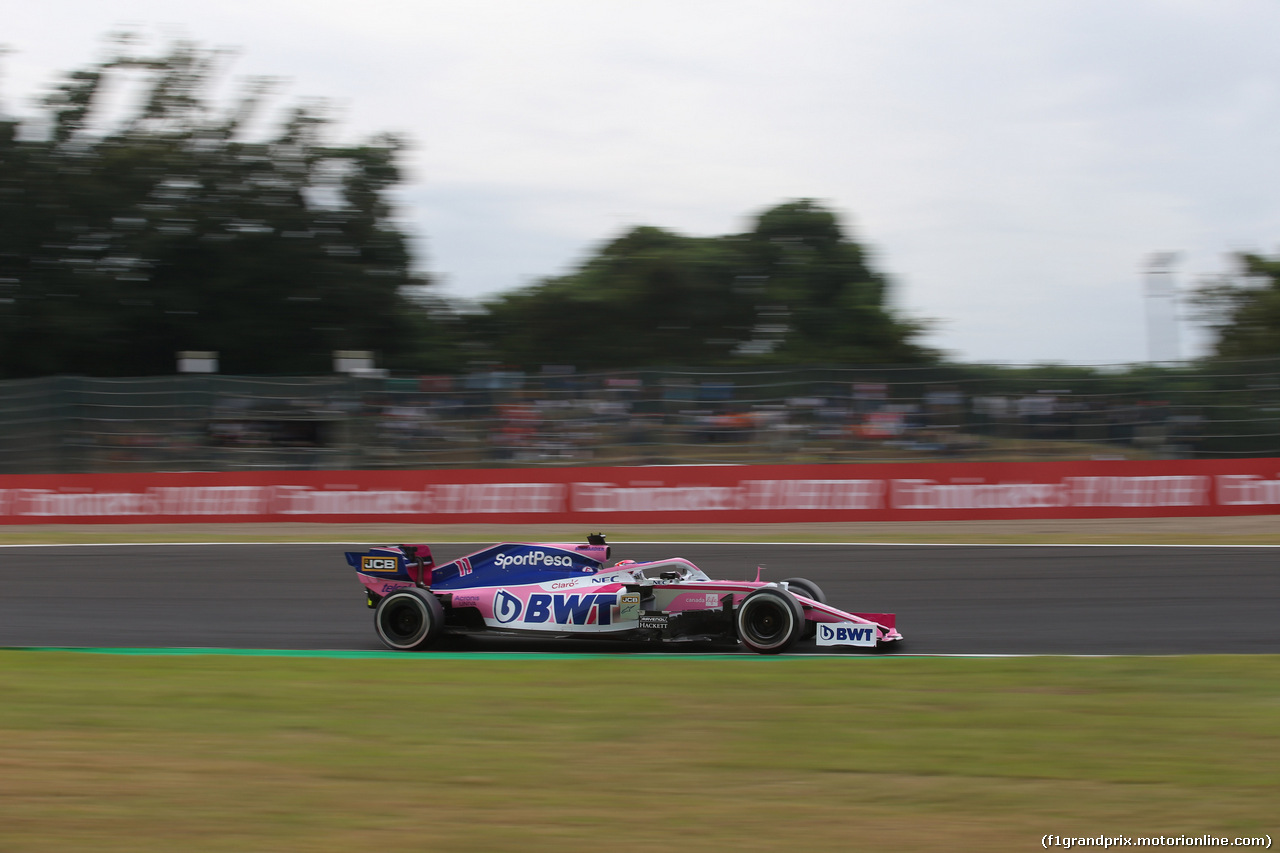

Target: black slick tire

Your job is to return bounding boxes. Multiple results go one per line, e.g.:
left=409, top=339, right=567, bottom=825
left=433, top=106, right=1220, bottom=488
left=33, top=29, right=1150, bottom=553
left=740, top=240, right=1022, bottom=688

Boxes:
left=735, top=587, right=805, bottom=654
left=374, top=588, right=445, bottom=651
left=780, top=577, right=826, bottom=603
left=780, top=577, right=825, bottom=638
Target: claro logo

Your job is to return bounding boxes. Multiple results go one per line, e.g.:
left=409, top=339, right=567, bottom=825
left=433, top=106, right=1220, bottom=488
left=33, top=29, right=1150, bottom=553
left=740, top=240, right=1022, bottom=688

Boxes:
left=494, top=550, right=574, bottom=569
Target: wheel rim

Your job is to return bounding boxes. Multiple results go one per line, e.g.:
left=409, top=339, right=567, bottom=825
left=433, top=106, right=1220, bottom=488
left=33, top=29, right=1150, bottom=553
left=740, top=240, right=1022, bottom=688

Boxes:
left=742, top=598, right=792, bottom=647
left=380, top=596, right=427, bottom=646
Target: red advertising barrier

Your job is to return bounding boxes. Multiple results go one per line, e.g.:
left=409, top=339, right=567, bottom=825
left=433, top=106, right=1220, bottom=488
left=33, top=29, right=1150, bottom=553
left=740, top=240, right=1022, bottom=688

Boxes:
left=4, top=459, right=1280, bottom=525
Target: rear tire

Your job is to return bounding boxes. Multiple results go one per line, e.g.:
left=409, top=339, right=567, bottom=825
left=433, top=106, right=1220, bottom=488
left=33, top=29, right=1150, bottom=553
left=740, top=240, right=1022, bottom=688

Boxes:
left=375, top=588, right=445, bottom=650
left=735, top=587, right=805, bottom=654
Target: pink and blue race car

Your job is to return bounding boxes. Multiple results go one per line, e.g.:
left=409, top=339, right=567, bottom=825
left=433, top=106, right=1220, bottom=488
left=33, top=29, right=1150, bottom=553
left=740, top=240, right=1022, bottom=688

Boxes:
left=348, top=535, right=902, bottom=654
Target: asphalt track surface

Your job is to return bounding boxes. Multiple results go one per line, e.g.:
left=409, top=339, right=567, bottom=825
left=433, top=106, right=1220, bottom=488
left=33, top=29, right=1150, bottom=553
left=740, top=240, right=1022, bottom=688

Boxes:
left=2, top=542, right=1277, bottom=654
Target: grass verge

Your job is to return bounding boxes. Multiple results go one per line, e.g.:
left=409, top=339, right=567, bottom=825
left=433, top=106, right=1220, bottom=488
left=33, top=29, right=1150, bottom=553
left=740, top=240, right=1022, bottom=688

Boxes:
left=1, top=651, right=1276, bottom=852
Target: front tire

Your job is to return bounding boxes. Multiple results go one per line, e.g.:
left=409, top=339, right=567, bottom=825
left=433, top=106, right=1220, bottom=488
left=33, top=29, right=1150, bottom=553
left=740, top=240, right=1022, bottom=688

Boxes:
left=780, top=577, right=826, bottom=603
left=781, top=577, right=825, bottom=638
left=375, top=588, right=445, bottom=650
left=735, top=587, right=805, bottom=654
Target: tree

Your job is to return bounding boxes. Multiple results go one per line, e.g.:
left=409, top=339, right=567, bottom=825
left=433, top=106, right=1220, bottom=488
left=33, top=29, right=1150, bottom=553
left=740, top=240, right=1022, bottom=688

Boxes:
left=740, top=199, right=931, bottom=364
left=1194, top=252, right=1280, bottom=359
left=465, top=200, right=932, bottom=370
left=0, top=35, right=452, bottom=377
left=468, top=225, right=757, bottom=369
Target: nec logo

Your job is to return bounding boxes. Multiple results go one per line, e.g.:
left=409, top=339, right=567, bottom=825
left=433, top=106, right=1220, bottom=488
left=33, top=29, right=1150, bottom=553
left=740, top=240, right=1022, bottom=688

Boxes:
left=361, top=556, right=400, bottom=573
left=816, top=623, right=877, bottom=647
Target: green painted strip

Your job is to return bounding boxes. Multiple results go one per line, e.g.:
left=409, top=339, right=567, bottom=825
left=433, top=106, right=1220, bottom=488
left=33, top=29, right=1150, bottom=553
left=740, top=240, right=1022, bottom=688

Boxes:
left=3, top=646, right=920, bottom=660
left=7, top=646, right=780, bottom=660
left=4, top=646, right=1170, bottom=660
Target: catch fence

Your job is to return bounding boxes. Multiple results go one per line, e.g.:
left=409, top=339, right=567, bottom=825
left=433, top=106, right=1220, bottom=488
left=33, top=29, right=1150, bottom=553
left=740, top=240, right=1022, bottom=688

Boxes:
left=3, top=360, right=1280, bottom=474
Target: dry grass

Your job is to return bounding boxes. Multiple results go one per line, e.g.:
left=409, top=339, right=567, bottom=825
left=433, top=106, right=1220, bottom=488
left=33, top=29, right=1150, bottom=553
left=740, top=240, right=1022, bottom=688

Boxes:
left=1, top=652, right=1276, bottom=852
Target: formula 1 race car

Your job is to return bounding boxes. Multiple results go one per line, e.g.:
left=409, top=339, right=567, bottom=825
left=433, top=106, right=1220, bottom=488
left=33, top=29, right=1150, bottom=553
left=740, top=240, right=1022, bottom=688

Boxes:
left=347, top=535, right=902, bottom=654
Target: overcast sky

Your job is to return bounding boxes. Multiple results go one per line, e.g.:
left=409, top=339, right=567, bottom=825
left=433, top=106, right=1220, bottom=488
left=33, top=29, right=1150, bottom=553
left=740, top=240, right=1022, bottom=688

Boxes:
left=5, top=1, right=1280, bottom=364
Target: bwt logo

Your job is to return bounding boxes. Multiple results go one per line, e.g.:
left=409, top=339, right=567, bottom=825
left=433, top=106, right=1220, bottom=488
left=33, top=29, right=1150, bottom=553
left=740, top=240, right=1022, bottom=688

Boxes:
left=494, top=590, right=524, bottom=623
left=525, top=593, right=620, bottom=626
left=494, top=551, right=574, bottom=569
left=361, top=556, right=400, bottom=573
left=817, top=624, right=876, bottom=646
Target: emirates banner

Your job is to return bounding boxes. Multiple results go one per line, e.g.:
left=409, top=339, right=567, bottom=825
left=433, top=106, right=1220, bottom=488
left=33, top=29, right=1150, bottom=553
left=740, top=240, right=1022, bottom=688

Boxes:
left=3, top=459, right=1280, bottom=524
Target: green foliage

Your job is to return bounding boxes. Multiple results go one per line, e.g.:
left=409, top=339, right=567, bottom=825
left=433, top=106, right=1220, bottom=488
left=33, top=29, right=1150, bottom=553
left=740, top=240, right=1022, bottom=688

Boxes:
left=2, top=37, right=931, bottom=378
left=470, top=225, right=757, bottom=369
left=467, top=200, right=934, bottom=370
left=741, top=199, right=931, bottom=364
left=0, top=36, right=454, bottom=377
left=1194, top=252, right=1280, bottom=360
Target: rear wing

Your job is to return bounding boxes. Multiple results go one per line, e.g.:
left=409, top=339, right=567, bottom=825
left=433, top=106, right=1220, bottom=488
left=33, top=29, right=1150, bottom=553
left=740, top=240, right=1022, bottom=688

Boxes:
left=346, top=544, right=434, bottom=586
left=348, top=534, right=613, bottom=590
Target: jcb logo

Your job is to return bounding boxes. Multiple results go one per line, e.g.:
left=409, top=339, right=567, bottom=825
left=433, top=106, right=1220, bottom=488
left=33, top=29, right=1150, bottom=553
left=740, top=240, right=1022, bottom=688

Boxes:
left=361, top=556, right=400, bottom=573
